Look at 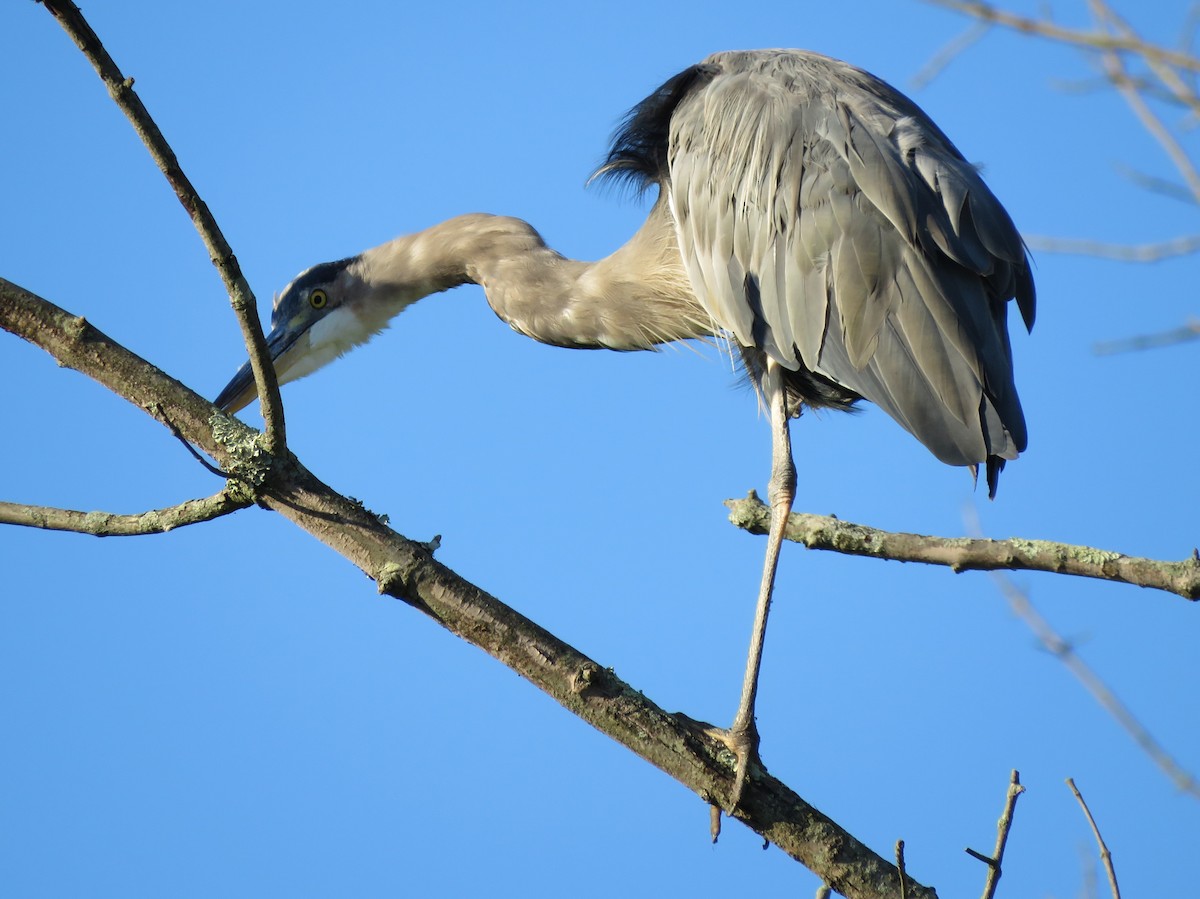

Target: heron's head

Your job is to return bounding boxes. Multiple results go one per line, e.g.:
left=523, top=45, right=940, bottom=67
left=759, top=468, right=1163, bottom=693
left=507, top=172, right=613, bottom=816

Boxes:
left=215, top=255, right=399, bottom=414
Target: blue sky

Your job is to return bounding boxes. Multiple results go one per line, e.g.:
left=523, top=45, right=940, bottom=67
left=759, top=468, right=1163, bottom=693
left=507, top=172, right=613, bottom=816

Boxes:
left=2, top=1, right=1197, bottom=896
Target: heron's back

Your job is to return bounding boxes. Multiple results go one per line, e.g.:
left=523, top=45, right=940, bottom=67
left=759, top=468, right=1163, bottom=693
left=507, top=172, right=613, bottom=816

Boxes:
left=600, top=48, right=1034, bottom=493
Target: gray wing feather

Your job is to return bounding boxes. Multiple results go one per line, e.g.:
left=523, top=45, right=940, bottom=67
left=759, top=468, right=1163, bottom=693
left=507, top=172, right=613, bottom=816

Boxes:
left=667, top=49, right=1034, bottom=466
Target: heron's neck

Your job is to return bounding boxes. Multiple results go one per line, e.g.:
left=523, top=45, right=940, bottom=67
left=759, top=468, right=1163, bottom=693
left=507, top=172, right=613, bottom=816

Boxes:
left=353, top=208, right=711, bottom=351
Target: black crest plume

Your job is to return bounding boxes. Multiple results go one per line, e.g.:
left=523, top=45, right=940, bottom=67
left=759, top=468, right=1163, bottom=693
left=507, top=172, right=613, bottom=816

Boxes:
left=593, top=63, right=719, bottom=193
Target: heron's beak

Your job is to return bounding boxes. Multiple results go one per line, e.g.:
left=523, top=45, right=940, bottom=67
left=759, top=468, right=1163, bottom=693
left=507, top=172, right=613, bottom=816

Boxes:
left=213, top=321, right=313, bottom=414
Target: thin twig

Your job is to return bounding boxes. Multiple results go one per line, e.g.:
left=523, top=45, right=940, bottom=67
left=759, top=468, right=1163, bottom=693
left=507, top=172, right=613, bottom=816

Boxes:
left=960, top=498, right=1200, bottom=799
left=0, top=489, right=253, bottom=537
left=1183, top=4, right=1200, bottom=61
left=1023, top=233, right=1200, bottom=261
left=923, top=0, right=1200, bottom=73
left=966, top=770, right=1025, bottom=899
left=910, top=21, right=993, bottom=89
left=1067, top=779, right=1122, bottom=899
left=1090, top=0, right=1200, bottom=120
left=157, top=403, right=238, bottom=478
left=38, top=0, right=287, bottom=453
left=1112, top=162, right=1198, bottom=205
left=1050, top=73, right=1183, bottom=106
left=994, top=572, right=1200, bottom=799
left=1094, top=319, right=1200, bottom=355
left=725, top=493, right=1200, bottom=600
left=1087, top=2, right=1200, bottom=203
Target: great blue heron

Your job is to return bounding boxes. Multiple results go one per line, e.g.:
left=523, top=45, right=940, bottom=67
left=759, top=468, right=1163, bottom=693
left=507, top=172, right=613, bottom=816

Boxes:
left=216, top=49, right=1034, bottom=808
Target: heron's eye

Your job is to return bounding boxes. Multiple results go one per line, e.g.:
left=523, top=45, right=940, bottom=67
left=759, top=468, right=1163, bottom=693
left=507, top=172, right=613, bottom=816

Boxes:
left=309, top=289, right=328, bottom=309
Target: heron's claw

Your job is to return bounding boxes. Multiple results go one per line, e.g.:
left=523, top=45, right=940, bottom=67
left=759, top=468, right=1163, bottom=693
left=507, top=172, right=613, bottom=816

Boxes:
left=715, top=717, right=762, bottom=814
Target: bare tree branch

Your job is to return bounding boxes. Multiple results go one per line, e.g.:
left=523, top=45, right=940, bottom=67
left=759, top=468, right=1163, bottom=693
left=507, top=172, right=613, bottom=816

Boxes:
left=1182, top=4, right=1200, bottom=60
left=0, top=276, right=936, bottom=899
left=1093, top=319, right=1200, bottom=354
left=922, top=0, right=1200, bottom=73
left=1089, top=0, right=1200, bottom=120
left=1050, top=73, right=1186, bottom=108
left=0, top=488, right=252, bottom=536
left=38, top=0, right=287, bottom=453
left=1112, top=162, right=1199, bottom=205
left=1089, top=9, right=1200, bottom=204
left=1023, top=233, right=1200, bottom=261
left=726, top=492, right=1200, bottom=600
left=992, top=570, right=1200, bottom=799
left=909, top=20, right=993, bottom=89
left=1067, top=779, right=1123, bottom=899
left=966, top=770, right=1025, bottom=899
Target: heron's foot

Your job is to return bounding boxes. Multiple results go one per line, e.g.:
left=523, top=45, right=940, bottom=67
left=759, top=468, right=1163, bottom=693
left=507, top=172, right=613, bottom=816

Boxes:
left=713, top=716, right=762, bottom=813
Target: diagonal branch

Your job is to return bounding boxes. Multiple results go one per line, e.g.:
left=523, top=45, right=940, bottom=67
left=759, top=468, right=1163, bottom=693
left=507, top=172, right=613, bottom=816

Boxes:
left=0, top=276, right=936, bottom=899
left=994, top=571, right=1200, bottom=799
left=38, top=0, right=287, bottom=453
left=0, top=487, right=253, bottom=536
left=725, top=492, right=1200, bottom=600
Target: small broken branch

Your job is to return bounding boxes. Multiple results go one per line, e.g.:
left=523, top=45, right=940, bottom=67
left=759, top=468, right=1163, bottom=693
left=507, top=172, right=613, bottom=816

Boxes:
left=726, top=492, right=1200, bottom=600
left=966, top=769, right=1025, bottom=899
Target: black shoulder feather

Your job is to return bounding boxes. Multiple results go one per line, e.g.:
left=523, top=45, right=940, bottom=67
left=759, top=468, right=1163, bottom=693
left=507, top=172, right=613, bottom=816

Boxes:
left=593, top=63, right=719, bottom=193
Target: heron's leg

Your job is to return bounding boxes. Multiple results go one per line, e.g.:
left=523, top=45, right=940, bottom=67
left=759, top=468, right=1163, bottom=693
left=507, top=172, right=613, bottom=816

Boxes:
left=726, top=359, right=795, bottom=810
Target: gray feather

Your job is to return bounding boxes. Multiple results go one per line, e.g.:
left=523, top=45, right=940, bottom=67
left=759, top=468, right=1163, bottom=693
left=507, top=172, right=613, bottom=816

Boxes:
left=660, top=49, right=1033, bottom=480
